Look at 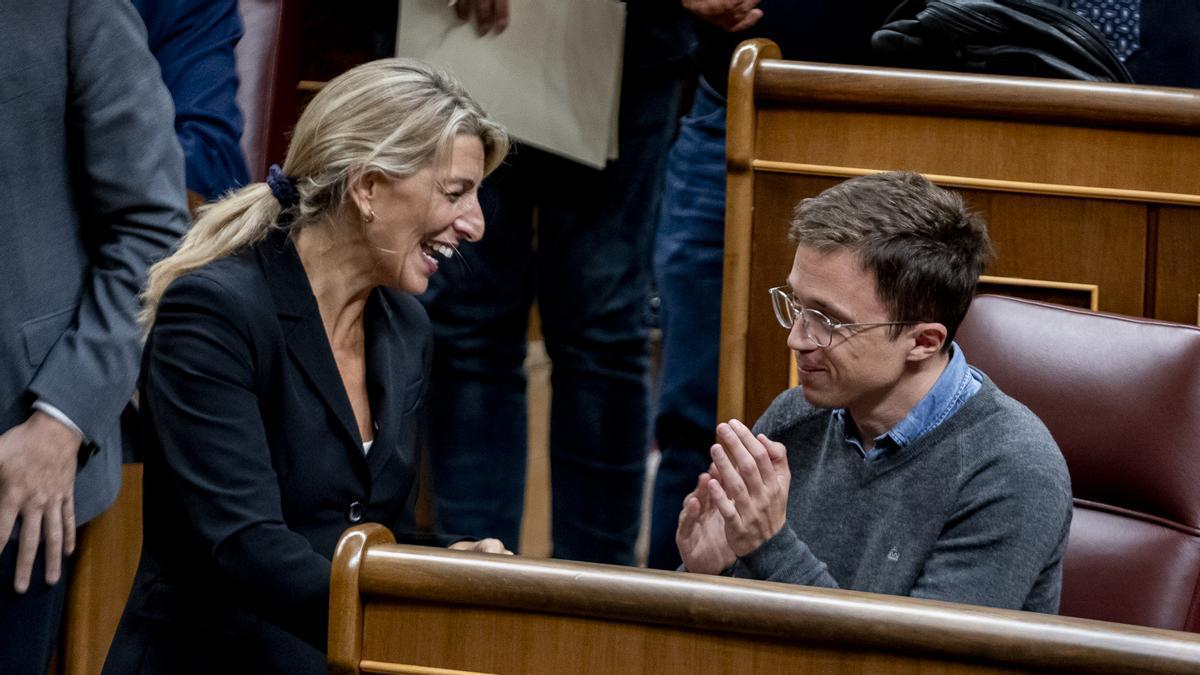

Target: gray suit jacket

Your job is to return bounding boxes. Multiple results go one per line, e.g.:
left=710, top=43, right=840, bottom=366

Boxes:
left=0, top=0, right=189, bottom=525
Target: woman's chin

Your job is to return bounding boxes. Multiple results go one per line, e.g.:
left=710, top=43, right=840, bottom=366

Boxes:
left=391, top=253, right=437, bottom=294
left=398, top=275, right=430, bottom=295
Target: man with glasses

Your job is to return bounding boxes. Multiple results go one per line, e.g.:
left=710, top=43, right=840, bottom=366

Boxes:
left=676, top=172, right=1072, bottom=613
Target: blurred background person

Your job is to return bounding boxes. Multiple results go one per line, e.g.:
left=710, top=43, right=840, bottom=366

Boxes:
left=419, top=0, right=695, bottom=564
left=1066, top=0, right=1199, bottom=88
left=134, top=0, right=251, bottom=207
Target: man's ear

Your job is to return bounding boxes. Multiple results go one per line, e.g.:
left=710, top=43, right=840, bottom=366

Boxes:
left=907, top=322, right=948, bottom=362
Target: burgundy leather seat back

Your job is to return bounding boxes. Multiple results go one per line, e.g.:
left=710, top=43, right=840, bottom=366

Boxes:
left=957, top=295, right=1200, bottom=631
left=235, top=0, right=299, bottom=181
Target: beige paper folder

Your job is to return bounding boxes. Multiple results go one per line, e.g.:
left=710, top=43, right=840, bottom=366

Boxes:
left=396, top=0, right=625, bottom=169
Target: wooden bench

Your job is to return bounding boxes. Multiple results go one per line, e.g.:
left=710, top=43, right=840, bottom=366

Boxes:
left=328, top=523, right=1200, bottom=675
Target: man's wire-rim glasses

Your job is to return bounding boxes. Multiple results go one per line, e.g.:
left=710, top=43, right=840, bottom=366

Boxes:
left=769, top=285, right=923, bottom=348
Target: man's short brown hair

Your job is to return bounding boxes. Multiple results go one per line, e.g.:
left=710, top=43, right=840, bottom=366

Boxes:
left=789, top=171, right=993, bottom=347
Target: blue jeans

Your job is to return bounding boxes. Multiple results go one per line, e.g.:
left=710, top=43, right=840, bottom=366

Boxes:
left=648, top=79, right=728, bottom=569
left=420, top=70, right=684, bottom=565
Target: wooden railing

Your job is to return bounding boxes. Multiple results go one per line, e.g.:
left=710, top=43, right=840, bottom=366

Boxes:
left=329, top=523, right=1200, bottom=675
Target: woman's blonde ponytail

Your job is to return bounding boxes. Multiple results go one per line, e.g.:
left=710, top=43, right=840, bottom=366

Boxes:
left=139, top=184, right=281, bottom=330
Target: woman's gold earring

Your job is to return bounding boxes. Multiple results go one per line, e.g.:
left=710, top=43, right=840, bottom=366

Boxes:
left=363, top=208, right=375, bottom=224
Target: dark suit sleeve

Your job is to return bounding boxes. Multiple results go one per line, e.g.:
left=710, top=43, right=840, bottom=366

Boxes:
left=145, top=274, right=331, bottom=650
left=137, top=0, right=249, bottom=200
left=27, top=0, right=189, bottom=445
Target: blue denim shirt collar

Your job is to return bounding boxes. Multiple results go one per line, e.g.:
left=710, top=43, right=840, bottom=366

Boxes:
left=836, top=342, right=983, bottom=463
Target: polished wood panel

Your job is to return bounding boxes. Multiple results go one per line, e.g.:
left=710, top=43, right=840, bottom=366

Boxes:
left=1156, top=208, right=1200, bottom=325
left=966, top=191, right=1146, bottom=316
left=362, top=603, right=1016, bottom=675
left=59, top=464, right=143, bottom=675
left=331, top=524, right=1200, bottom=675
left=754, top=161, right=1200, bottom=206
left=330, top=522, right=396, bottom=675
left=754, top=109, right=1200, bottom=198
left=977, top=276, right=1099, bottom=311
left=740, top=173, right=836, bottom=422
left=720, top=39, right=780, bottom=423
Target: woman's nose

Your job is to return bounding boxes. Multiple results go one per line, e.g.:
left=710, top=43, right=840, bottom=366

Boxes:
left=455, top=197, right=484, bottom=242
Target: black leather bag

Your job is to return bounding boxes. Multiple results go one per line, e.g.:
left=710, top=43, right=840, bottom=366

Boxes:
left=872, top=0, right=1133, bottom=82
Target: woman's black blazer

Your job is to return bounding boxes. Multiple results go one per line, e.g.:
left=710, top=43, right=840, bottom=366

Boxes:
left=105, top=231, right=435, bottom=673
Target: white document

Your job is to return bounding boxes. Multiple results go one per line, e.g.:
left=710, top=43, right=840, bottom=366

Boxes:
left=396, top=0, right=625, bottom=169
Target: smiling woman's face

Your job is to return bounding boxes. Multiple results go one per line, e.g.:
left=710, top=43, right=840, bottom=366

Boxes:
left=357, top=134, right=486, bottom=294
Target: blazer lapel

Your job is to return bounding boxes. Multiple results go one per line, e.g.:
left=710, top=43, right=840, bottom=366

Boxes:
left=257, top=232, right=362, bottom=450
left=363, top=290, right=409, bottom=479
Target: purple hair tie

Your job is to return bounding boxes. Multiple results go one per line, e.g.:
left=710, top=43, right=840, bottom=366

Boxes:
left=266, top=164, right=300, bottom=209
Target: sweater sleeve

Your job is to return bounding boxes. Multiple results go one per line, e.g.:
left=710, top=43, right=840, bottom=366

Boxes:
left=28, top=0, right=189, bottom=446
left=731, top=524, right=842, bottom=586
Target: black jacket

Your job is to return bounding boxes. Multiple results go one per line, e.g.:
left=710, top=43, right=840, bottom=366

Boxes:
left=105, top=230, right=434, bottom=673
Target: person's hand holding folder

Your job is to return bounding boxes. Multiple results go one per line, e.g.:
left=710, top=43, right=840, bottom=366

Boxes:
left=451, top=0, right=510, bottom=35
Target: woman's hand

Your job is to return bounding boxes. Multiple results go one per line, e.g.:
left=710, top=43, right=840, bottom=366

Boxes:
left=449, top=537, right=513, bottom=555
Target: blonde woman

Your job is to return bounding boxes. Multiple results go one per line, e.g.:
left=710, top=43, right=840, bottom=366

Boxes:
left=103, top=59, right=509, bottom=673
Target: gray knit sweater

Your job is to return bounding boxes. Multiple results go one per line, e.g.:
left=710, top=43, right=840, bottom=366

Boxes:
left=734, top=375, right=1072, bottom=613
